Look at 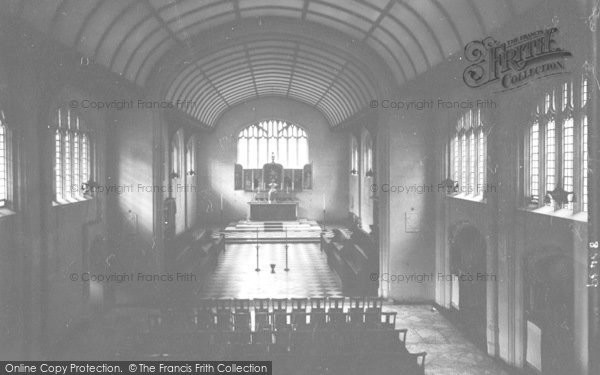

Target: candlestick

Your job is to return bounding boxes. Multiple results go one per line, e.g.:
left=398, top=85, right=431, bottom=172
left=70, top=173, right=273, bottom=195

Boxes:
left=284, top=229, right=290, bottom=272
left=255, top=228, right=260, bottom=272
left=322, top=194, right=326, bottom=210
left=220, top=193, right=223, bottom=210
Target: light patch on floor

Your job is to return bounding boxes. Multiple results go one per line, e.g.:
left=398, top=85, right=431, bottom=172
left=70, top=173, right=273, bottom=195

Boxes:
left=200, top=243, right=343, bottom=298
left=387, top=305, right=513, bottom=375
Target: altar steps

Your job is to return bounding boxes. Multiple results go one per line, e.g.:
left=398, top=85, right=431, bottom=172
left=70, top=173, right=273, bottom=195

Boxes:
left=221, top=220, right=323, bottom=243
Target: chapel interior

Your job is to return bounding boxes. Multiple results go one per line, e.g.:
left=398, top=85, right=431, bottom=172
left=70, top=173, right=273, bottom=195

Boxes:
left=0, top=1, right=598, bottom=374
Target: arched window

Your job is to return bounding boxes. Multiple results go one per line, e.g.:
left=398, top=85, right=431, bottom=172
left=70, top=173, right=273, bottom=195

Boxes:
left=561, top=82, right=574, bottom=209
left=450, top=109, right=486, bottom=197
left=544, top=91, right=556, bottom=196
left=582, top=77, right=589, bottom=211
left=524, top=76, right=589, bottom=212
left=237, top=120, right=308, bottom=168
left=363, top=133, right=373, bottom=177
left=185, top=137, right=196, bottom=176
left=0, top=109, right=9, bottom=207
left=350, top=135, right=359, bottom=174
left=53, top=107, right=92, bottom=202
left=185, top=136, right=197, bottom=229
left=170, top=128, right=185, bottom=235
left=528, top=115, right=540, bottom=202
left=171, top=131, right=182, bottom=180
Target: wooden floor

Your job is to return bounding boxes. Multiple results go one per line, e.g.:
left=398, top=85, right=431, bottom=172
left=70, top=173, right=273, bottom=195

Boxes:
left=199, top=243, right=343, bottom=298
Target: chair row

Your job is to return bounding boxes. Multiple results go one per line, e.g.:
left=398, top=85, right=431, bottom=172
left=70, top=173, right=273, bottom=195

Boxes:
left=140, top=327, right=409, bottom=355
left=136, top=329, right=426, bottom=375
left=193, top=296, right=383, bottom=313
left=149, top=310, right=397, bottom=332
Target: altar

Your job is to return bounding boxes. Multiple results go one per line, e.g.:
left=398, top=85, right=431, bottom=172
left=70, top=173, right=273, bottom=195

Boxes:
left=246, top=154, right=300, bottom=221
left=248, top=201, right=298, bottom=221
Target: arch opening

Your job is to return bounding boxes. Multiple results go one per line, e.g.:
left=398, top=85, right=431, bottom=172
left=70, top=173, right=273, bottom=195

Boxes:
left=449, top=223, right=488, bottom=349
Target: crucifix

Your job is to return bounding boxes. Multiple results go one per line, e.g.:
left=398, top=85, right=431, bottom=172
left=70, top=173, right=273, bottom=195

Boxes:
left=267, top=180, right=278, bottom=203
left=267, top=152, right=278, bottom=203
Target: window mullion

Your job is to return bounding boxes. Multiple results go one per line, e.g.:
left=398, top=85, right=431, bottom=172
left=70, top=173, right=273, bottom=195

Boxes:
left=62, top=130, right=67, bottom=200
left=573, top=108, right=582, bottom=212
left=69, top=130, right=74, bottom=199
left=447, top=136, right=451, bottom=180
left=557, top=110, right=563, bottom=191
left=246, top=137, right=249, bottom=168
left=0, top=121, right=6, bottom=206
left=581, top=76, right=589, bottom=213
left=74, top=132, right=79, bottom=198
left=539, top=118, right=546, bottom=207
left=574, top=78, right=584, bottom=212
left=477, top=129, right=481, bottom=195
left=54, top=130, right=60, bottom=201
left=524, top=126, right=529, bottom=202
left=583, top=110, right=589, bottom=212
left=575, top=78, right=583, bottom=212
left=266, top=128, right=270, bottom=164
left=456, top=132, right=463, bottom=190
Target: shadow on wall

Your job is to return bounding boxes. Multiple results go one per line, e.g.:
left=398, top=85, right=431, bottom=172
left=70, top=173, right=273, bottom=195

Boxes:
left=524, top=246, right=578, bottom=375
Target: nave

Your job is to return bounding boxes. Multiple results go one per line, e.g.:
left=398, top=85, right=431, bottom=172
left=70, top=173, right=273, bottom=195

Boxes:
left=52, top=243, right=511, bottom=375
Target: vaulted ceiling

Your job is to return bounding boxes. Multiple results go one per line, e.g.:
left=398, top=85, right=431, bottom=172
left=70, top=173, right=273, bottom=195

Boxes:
left=14, top=0, right=541, bottom=127
left=163, top=35, right=379, bottom=127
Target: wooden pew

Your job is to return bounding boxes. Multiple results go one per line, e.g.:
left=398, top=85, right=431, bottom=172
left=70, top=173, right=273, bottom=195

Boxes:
left=169, top=227, right=224, bottom=291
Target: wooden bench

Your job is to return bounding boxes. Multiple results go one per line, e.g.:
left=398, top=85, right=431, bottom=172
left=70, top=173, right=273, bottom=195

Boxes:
left=169, top=227, right=224, bottom=289
left=322, top=227, right=375, bottom=295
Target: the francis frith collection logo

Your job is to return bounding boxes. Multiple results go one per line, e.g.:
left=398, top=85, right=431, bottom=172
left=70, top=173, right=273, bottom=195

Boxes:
left=463, top=27, right=572, bottom=91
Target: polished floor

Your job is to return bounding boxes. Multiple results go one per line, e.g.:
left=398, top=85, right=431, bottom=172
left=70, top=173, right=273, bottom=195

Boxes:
left=200, top=243, right=343, bottom=298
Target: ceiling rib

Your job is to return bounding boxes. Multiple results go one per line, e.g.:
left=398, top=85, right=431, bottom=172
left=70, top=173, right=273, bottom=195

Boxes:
left=167, top=37, right=372, bottom=127
left=312, top=1, right=418, bottom=80
left=285, top=43, right=300, bottom=97
left=401, top=1, right=445, bottom=62
left=242, top=45, right=260, bottom=98
left=301, top=0, right=309, bottom=20
left=49, top=0, right=68, bottom=38
left=430, top=0, right=464, bottom=47
left=464, top=0, right=487, bottom=35
left=134, top=0, right=185, bottom=84
left=16, top=0, right=539, bottom=128
left=74, top=0, right=106, bottom=52
left=313, top=60, right=350, bottom=108
left=108, top=7, right=151, bottom=70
